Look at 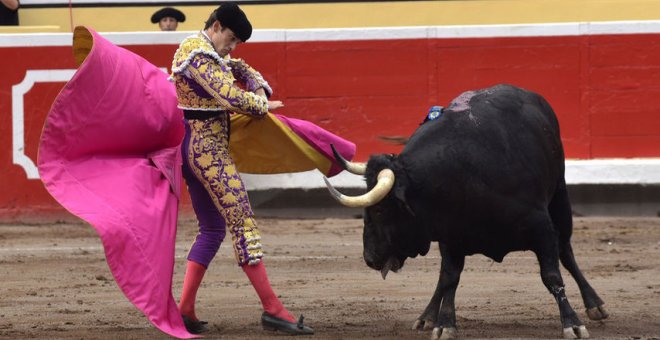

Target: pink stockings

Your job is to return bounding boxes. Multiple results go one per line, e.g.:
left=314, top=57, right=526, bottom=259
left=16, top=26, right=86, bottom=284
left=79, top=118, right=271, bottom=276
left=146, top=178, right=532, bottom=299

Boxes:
left=179, top=260, right=295, bottom=323
left=179, top=260, right=206, bottom=321
left=243, top=261, right=295, bottom=322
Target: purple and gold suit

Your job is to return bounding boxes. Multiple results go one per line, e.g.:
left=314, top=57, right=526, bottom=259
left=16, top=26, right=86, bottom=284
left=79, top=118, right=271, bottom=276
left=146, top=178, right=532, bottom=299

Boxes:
left=171, top=32, right=272, bottom=267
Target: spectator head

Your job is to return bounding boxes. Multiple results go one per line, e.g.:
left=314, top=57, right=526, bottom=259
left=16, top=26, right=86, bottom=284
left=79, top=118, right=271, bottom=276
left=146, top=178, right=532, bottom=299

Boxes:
left=151, top=7, right=186, bottom=31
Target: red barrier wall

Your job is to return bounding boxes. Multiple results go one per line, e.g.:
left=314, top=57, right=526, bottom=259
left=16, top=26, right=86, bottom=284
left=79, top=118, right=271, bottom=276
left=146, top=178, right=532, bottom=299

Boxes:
left=2, top=29, right=660, bottom=219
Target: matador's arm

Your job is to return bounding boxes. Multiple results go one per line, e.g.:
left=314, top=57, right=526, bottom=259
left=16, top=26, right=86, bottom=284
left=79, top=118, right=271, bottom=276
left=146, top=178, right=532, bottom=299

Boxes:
left=186, top=53, right=268, bottom=117
left=227, top=58, right=273, bottom=98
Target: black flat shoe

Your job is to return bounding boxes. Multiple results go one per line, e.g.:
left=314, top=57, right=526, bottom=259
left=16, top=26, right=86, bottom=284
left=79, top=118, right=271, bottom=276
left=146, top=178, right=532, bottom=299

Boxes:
left=182, top=314, right=209, bottom=334
left=261, top=312, right=314, bottom=335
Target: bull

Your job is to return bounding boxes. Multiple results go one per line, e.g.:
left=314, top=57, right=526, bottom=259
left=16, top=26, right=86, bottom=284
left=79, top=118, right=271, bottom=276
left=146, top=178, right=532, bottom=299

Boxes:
left=324, top=84, right=608, bottom=339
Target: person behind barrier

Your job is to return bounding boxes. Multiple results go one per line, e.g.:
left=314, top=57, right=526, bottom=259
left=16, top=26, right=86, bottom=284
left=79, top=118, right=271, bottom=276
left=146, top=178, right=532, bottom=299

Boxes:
left=170, top=2, right=314, bottom=336
left=151, top=7, right=185, bottom=31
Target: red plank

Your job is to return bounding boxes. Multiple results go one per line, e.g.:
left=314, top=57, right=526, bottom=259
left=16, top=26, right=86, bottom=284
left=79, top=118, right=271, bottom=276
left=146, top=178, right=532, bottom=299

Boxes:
left=592, top=136, right=660, bottom=157
left=284, top=40, right=430, bottom=97
left=591, top=111, right=660, bottom=136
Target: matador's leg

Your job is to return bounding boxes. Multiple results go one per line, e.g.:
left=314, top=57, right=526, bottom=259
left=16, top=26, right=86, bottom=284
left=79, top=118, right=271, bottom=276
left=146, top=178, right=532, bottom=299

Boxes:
left=187, top=116, right=313, bottom=335
left=185, top=117, right=263, bottom=266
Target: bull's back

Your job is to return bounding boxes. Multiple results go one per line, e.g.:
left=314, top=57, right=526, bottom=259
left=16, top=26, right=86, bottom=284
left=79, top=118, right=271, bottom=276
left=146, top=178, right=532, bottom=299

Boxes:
left=401, top=84, right=564, bottom=226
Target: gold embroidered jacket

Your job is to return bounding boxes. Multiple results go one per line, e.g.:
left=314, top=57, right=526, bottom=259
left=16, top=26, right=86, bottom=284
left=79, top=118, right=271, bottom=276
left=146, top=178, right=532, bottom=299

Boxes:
left=171, top=32, right=271, bottom=116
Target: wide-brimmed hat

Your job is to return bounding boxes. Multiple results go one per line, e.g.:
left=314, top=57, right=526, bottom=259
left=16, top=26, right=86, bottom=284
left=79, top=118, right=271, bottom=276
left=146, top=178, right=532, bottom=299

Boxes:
left=151, top=7, right=186, bottom=23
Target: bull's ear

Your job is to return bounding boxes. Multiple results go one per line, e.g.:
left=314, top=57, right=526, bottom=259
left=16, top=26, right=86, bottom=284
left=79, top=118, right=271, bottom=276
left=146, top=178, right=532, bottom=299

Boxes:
left=394, top=181, right=415, bottom=216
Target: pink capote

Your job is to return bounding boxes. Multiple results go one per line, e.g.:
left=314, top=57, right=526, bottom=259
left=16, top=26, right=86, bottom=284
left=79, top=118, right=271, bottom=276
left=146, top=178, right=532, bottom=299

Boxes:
left=38, top=27, right=355, bottom=339
left=275, top=114, right=351, bottom=177
left=39, top=27, right=195, bottom=338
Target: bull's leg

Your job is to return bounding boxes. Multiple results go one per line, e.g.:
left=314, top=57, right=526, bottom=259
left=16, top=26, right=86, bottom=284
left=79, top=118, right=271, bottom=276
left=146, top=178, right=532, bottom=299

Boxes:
left=533, top=224, right=589, bottom=339
left=412, top=261, right=442, bottom=332
left=413, top=245, right=464, bottom=340
left=559, top=242, right=609, bottom=320
left=430, top=252, right=464, bottom=340
left=549, top=180, right=608, bottom=321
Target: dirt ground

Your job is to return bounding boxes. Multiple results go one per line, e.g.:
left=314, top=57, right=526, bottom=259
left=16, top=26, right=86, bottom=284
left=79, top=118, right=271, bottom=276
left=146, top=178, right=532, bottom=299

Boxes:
left=0, top=216, right=659, bottom=339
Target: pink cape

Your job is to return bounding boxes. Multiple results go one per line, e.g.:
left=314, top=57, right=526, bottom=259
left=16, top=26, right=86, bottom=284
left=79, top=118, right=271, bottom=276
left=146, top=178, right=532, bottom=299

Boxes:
left=38, top=27, right=194, bottom=338
left=38, top=27, right=355, bottom=338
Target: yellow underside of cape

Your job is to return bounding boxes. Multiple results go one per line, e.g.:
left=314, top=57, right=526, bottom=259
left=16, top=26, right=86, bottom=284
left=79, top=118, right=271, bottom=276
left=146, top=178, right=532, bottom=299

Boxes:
left=229, top=113, right=331, bottom=175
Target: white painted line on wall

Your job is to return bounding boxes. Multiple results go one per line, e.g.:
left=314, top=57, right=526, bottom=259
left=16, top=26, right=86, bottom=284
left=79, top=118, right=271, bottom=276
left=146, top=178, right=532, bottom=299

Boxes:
left=0, top=33, right=72, bottom=46
left=565, top=159, right=660, bottom=185
left=283, top=26, right=434, bottom=42
left=244, top=158, right=660, bottom=190
left=3, top=20, right=660, bottom=47
left=12, top=69, right=77, bottom=179
left=430, top=22, right=587, bottom=38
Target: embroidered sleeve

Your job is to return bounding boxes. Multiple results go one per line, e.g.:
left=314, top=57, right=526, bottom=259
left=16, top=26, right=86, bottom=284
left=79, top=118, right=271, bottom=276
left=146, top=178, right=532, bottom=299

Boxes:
left=227, top=58, right=273, bottom=97
left=186, top=53, right=268, bottom=117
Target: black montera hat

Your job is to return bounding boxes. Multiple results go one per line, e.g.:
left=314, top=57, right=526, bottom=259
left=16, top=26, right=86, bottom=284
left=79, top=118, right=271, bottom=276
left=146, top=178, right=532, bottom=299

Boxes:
left=215, top=3, right=252, bottom=42
left=151, top=7, right=186, bottom=24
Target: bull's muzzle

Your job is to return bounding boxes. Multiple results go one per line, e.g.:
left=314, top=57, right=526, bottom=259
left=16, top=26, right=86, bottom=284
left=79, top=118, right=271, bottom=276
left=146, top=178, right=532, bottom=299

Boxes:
left=323, top=169, right=395, bottom=207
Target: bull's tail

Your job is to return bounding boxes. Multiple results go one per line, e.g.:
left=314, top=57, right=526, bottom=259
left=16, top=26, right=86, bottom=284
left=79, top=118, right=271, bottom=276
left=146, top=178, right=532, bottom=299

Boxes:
left=548, top=177, right=573, bottom=243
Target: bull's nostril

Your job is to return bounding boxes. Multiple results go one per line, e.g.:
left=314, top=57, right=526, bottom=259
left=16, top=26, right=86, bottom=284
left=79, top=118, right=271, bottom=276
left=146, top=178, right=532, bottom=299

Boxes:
left=365, top=259, right=375, bottom=268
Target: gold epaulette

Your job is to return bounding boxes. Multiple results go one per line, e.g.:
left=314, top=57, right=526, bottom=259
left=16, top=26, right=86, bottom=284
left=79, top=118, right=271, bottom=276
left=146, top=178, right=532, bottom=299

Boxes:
left=171, top=33, right=225, bottom=76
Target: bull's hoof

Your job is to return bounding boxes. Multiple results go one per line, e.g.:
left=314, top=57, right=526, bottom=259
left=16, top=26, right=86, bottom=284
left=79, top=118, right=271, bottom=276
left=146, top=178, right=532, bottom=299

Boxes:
left=562, top=325, right=589, bottom=339
left=586, top=305, right=609, bottom=320
left=412, top=319, right=435, bottom=331
left=432, top=326, right=457, bottom=340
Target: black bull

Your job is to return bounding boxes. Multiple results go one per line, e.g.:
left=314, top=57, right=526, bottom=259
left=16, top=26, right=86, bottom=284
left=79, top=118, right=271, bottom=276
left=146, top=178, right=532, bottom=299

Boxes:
left=324, top=84, right=608, bottom=339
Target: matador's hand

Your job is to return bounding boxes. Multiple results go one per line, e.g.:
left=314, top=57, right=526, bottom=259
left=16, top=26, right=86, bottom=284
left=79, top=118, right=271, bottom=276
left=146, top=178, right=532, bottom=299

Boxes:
left=268, top=100, right=284, bottom=111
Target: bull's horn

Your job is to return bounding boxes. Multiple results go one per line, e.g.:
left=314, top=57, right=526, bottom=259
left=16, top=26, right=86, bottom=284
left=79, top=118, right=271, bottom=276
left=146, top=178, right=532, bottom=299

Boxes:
left=323, top=169, right=395, bottom=207
left=378, top=135, right=409, bottom=145
left=331, top=144, right=366, bottom=175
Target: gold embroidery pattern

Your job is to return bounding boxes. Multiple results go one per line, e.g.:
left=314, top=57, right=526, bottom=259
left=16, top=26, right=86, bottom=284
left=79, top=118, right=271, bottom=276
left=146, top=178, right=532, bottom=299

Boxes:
left=171, top=33, right=223, bottom=75
left=227, top=58, right=272, bottom=95
left=186, top=116, right=263, bottom=266
left=171, top=33, right=268, bottom=116
left=185, top=56, right=268, bottom=116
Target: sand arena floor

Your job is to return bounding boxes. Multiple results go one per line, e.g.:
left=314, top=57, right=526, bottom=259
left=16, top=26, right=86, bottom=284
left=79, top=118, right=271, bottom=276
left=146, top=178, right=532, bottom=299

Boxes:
left=0, top=216, right=659, bottom=339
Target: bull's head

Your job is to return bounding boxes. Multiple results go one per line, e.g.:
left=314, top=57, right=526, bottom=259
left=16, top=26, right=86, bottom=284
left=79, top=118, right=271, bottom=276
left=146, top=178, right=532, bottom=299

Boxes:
left=325, top=146, right=427, bottom=279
